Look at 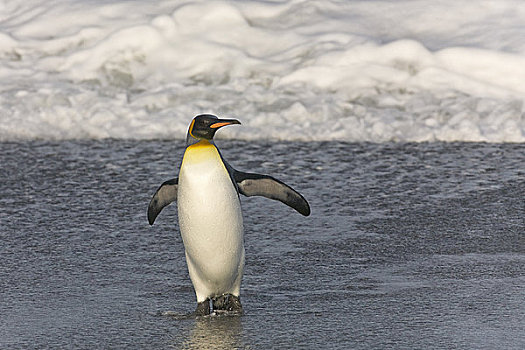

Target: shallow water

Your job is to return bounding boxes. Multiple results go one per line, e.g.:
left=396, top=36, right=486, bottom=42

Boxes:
left=1, top=140, right=524, bottom=349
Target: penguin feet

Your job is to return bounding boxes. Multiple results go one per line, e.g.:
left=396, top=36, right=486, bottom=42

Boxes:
left=194, top=298, right=211, bottom=316
left=193, top=295, right=243, bottom=316
left=212, top=294, right=243, bottom=315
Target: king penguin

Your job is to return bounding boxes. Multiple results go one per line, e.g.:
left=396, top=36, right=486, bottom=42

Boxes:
left=148, top=114, right=310, bottom=316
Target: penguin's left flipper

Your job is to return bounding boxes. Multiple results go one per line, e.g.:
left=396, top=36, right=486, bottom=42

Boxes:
left=233, top=171, right=310, bottom=216
left=148, top=178, right=178, bottom=225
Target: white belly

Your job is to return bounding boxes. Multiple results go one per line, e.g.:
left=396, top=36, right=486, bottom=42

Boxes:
left=177, top=143, right=244, bottom=302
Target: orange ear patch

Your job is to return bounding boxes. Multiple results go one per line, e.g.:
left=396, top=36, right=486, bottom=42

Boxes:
left=188, top=119, right=196, bottom=138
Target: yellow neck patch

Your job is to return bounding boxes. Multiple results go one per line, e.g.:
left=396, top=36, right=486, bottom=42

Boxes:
left=187, top=139, right=212, bottom=150
left=182, top=140, right=219, bottom=165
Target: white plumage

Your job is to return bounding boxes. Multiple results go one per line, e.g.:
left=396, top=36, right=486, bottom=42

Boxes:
left=177, top=140, right=244, bottom=302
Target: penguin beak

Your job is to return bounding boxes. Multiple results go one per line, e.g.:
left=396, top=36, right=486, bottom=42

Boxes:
left=210, top=118, right=241, bottom=129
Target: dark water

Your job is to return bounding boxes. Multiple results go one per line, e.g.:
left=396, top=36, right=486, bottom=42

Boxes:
left=1, top=140, right=524, bottom=349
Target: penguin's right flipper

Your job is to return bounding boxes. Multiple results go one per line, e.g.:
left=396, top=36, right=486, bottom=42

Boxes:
left=233, top=171, right=310, bottom=216
left=148, top=178, right=178, bottom=225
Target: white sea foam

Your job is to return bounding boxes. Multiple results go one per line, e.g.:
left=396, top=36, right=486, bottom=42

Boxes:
left=1, top=0, right=524, bottom=142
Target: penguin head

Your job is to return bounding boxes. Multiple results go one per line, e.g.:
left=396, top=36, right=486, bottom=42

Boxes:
left=186, top=114, right=241, bottom=144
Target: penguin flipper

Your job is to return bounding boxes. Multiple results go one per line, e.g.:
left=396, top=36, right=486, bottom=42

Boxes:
left=148, top=178, right=178, bottom=225
left=233, top=171, right=310, bottom=216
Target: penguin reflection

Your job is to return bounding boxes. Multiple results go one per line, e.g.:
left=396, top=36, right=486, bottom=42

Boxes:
left=181, top=316, right=245, bottom=350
